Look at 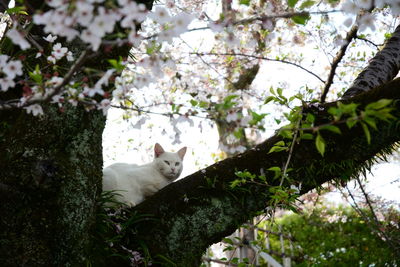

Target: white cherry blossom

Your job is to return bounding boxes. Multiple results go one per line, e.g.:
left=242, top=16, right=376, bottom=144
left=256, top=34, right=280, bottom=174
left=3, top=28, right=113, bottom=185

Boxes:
left=24, top=104, right=44, bottom=116
left=75, top=1, right=94, bottom=27
left=171, top=13, right=193, bottom=35
left=149, top=6, right=171, bottom=24
left=4, top=60, right=23, bottom=79
left=80, top=29, right=102, bottom=51
left=358, top=13, right=376, bottom=32
left=98, top=99, right=111, bottom=115
left=0, top=55, right=8, bottom=67
left=0, top=77, right=15, bottom=92
left=6, top=27, right=31, bottom=50
left=44, top=34, right=57, bottom=43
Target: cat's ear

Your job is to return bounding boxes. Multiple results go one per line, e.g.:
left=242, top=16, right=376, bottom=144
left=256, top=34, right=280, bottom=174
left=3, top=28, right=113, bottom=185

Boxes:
left=177, top=146, right=187, bottom=159
left=154, top=143, right=165, bottom=158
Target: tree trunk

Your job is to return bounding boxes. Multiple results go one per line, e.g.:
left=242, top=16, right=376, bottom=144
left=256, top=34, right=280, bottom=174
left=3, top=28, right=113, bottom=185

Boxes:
left=0, top=105, right=105, bottom=266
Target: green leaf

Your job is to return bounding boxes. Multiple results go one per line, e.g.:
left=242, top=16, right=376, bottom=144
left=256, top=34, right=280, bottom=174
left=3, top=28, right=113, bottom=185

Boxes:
left=279, top=128, right=293, bottom=139
left=230, top=179, right=242, bottom=188
left=268, top=146, right=287, bottom=153
left=363, top=116, right=377, bottom=130
left=361, top=122, right=371, bottom=144
left=268, top=166, right=281, bottom=177
left=306, top=113, right=315, bottom=123
left=315, top=133, right=325, bottom=156
left=366, top=99, right=392, bottom=110
left=300, top=0, right=316, bottom=9
left=292, top=14, right=310, bottom=25
left=301, top=133, right=314, bottom=140
left=319, top=125, right=341, bottom=134
left=264, top=96, right=276, bottom=104
left=6, top=6, right=27, bottom=15
left=274, top=141, right=286, bottom=147
left=223, top=238, right=234, bottom=245
left=239, top=0, right=251, bottom=5
left=190, top=99, right=198, bottom=106
left=346, top=117, right=358, bottom=128
left=288, top=0, right=299, bottom=7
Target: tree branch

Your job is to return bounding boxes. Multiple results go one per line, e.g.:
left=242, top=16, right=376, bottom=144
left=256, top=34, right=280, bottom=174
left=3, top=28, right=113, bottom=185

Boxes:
left=129, top=78, right=400, bottom=265
left=320, top=25, right=358, bottom=103
left=191, top=52, right=325, bottom=83
left=342, top=23, right=400, bottom=99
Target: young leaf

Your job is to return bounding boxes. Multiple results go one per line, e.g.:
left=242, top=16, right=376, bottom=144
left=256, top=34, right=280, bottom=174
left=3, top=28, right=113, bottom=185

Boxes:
left=292, top=14, right=311, bottom=25
left=315, top=133, right=325, bottom=156
left=268, top=146, right=287, bottom=153
left=288, top=0, right=299, bottom=8
left=319, top=125, right=341, bottom=134
left=365, top=99, right=392, bottom=110
left=361, top=122, right=371, bottom=144
left=300, top=0, right=316, bottom=9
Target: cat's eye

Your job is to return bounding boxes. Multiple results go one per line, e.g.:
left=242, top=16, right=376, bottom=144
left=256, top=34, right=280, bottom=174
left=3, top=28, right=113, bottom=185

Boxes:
left=175, top=162, right=180, bottom=166
left=164, top=160, right=170, bottom=165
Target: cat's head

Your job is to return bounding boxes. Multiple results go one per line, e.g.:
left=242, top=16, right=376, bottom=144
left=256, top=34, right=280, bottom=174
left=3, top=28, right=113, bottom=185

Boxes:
left=153, top=143, right=187, bottom=181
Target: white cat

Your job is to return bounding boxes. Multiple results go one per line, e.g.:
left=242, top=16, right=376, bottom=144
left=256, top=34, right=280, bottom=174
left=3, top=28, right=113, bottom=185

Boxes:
left=102, top=143, right=187, bottom=206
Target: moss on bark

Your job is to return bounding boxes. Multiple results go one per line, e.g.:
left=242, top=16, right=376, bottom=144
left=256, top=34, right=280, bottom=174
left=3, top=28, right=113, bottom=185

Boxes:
left=0, top=105, right=105, bottom=266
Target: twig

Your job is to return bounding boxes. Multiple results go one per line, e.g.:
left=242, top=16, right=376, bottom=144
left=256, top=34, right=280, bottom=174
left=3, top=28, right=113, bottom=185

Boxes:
left=355, top=177, right=399, bottom=254
left=234, top=10, right=341, bottom=25
left=280, top=107, right=303, bottom=186
left=320, top=25, right=358, bottom=103
left=356, top=36, right=382, bottom=49
left=0, top=49, right=92, bottom=110
left=191, top=52, right=325, bottom=83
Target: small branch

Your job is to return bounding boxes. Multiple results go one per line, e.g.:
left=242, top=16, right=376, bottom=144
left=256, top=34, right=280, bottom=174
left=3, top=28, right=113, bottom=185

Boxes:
left=320, top=25, right=358, bottom=103
left=191, top=52, right=325, bottom=83
left=0, top=49, right=92, bottom=110
left=234, top=10, right=341, bottom=26
left=356, top=36, right=382, bottom=49
left=280, top=107, right=302, bottom=186
left=355, top=177, right=399, bottom=254
left=202, top=257, right=238, bottom=266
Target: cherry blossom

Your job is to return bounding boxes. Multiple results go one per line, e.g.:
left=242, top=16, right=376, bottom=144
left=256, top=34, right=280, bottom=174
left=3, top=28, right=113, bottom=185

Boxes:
left=149, top=6, right=171, bottom=24
left=6, top=27, right=31, bottom=50
left=24, top=104, right=44, bottom=116
left=80, top=29, right=102, bottom=51
left=0, top=77, right=15, bottom=92
left=3, top=60, right=23, bottom=79
left=358, top=13, right=376, bottom=32
left=98, top=99, right=111, bottom=115
left=171, top=13, right=194, bottom=35
left=226, top=111, right=238, bottom=122
left=75, top=1, right=94, bottom=27
left=341, top=0, right=361, bottom=14
left=44, top=34, right=57, bottom=43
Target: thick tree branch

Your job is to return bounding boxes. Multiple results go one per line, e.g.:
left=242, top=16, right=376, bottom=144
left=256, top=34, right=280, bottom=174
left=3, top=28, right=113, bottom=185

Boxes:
left=130, top=78, right=400, bottom=265
left=342, top=24, right=400, bottom=99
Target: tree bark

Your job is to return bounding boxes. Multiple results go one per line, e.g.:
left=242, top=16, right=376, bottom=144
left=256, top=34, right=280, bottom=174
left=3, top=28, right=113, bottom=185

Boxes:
left=0, top=0, right=154, bottom=265
left=0, top=105, right=105, bottom=266
left=342, top=24, right=400, bottom=99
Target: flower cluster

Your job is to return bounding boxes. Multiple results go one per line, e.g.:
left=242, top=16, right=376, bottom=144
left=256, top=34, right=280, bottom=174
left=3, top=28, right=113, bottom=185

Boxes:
left=33, top=0, right=148, bottom=51
left=342, top=0, right=400, bottom=31
left=0, top=55, right=22, bottom=92
left=148, top=7, right=194, bottom=43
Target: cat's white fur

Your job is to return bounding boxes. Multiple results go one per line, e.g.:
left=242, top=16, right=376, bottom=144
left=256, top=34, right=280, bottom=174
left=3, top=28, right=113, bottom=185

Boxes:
left=102, top=143, right=187, bottom=206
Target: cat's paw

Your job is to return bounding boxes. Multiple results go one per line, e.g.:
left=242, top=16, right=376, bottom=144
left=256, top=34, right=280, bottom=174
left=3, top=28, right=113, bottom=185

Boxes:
left=126, top=201, right=136, bottom=208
